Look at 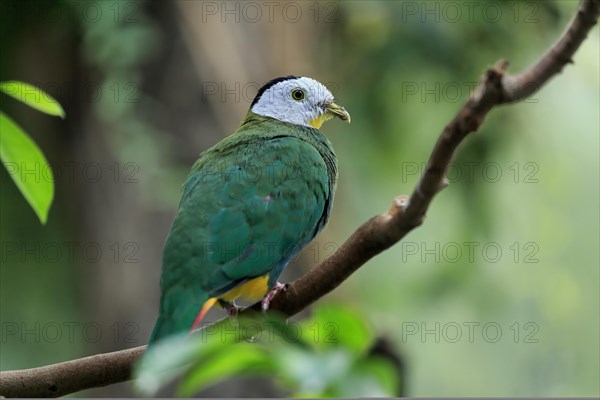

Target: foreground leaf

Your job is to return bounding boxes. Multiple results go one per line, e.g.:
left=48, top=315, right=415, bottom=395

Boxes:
left=0, top=112, right=54, bottom=224
left=135, top=333, right=202, bottom=395
left=0, top=81, right=65, bottom=118
left=306, top=305, right=373, bottom=355
left=177, top=343, right=271, bottom=396
left=135, top=307, right=395, bottom=397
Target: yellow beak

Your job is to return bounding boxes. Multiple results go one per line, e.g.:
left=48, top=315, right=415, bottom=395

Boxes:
left=309, top=101, right=351, bottom=129
left=326, top=101, right=351, bottom=123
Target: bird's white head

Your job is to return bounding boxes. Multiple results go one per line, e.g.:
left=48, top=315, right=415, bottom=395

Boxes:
left=250, top=76, right=350, bottom=129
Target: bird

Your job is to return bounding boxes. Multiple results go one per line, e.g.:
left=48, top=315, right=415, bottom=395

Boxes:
left=149, top=76, right=350, bottom=345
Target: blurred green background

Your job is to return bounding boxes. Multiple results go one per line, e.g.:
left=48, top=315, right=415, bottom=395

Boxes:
left=1, top=0, right=598, bottom=396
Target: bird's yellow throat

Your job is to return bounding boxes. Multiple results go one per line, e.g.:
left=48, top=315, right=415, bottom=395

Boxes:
left=309, top=113, right=334, bottom=129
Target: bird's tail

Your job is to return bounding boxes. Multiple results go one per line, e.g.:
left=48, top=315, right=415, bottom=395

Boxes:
left=148, top=295, right=217, bottom=347
left=148, top=314, right=172, bottom=346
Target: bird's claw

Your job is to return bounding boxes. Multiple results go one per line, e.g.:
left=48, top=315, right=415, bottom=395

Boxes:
left=218, top=300, right=241, bottom=318
left=261, top=282, right=286, bottom=312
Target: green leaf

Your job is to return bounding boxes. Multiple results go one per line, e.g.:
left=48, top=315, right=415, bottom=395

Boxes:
left=275, top=346, right=353, bottom=395
left=177, top=343, right=272, bottom=396
left=134, top=331, right=234, bottom=395
left=344, top=358, right=400, bottom=397
left=135, top=317, right=262, bottom=396
left=305, top=305, right=373, bottom=355
left=0, top=81, right=65, bottom=118
left=0, top=112, right=54, bottom=224
left=136, top=308, right=379, bottom=396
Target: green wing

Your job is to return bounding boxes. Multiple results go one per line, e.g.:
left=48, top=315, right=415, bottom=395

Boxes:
left=151, top=121, right=333, bottom=342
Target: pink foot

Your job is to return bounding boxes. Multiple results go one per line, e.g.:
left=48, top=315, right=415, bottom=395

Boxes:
left=261, top=282, right=286, bottom=312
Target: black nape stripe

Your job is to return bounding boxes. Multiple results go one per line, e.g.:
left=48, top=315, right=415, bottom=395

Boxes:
left=250, top=75, right=300, bottom=107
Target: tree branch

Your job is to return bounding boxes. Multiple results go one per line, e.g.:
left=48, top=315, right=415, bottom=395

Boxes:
left=1, top=0, right=598, bottom=397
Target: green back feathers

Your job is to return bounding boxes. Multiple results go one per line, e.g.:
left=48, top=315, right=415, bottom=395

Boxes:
left=149, top=112, right=337, bottom=344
